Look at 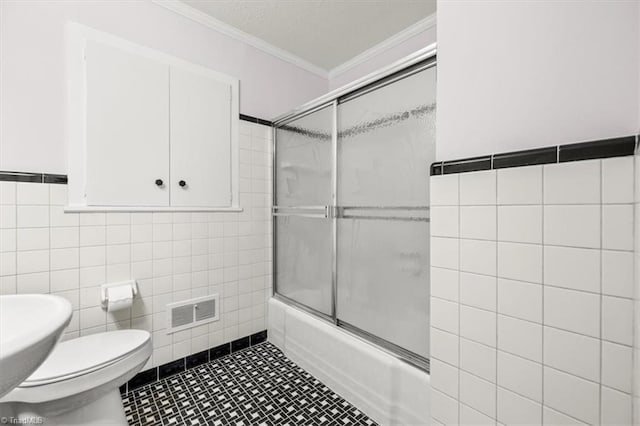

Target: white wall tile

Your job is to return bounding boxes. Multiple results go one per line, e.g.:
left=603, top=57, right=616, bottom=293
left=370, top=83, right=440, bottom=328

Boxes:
left=431, top=327, right=459, bottom=366
left=0, top=229, right=16, bottom=252
left=17, top=205, right=49, bottom=228
left=497, top=165, right=542, bottom=205
left=497, top=350, right=542, bottom=402
left=17, top=271, right=49, bottom=293
left=543, top=160, right=600, bottom=204
left=460, top=170, right=496, bottom=206
left=497, top=205, right=541, bottom=244
left=497, top=242, right=541, bottom=283
left=460, top=206, right=496, bottom=240
left=544, top=286, right=600, bottom=338
left=431, top=358, right=459, bottom=398
left=0, top=252, right=16, bottom=276
left=600, top=386, right=632, bottom=426
left=431, top=206, right=459, bottom=238
left=542, top=407, right=586, bottom=426
left=601, top=250, right=633, bottom=297
left=601, top=156, right=634, bottom=203
left=431, top=267, right=459, bottom=302
left=16, top=228, right=49, bottom=251
left=543, top=326, right=600, bottom=382
left=543, top=367, right=599, bottom=425
left=460, top=403, right=495, bottom=425
left=601, top=341, right=632, bottom=393
left=16, top=183, right=49, bottom=205
left=544, top=205, right=600, bottom=248
left=431, top=174, right=459, bottom=206
left=0, top=182, right=16, bottom=205
left=16, top=249, right=49, bottom=274
left=431, top=297, right=459, bottom=335
left=543, top=246, right=600, bottom=293
left=431, top=389, right=459, bottom=425
left=460, top=272, right=496, bottom=311
left=496, top=279, right=541, bottom=323
left=0, top=206, right=16, bottom=228
left=431, top=237, right=459, bottom=270
left=602, top=204, right=633, bottom=250
left=460, top=338, right=496, bottom=383
left=601, top=296, right=633, bottom=346
left=497, top=315, right=541, bottom=362
left=460, top=371, right=496, bottom=418
left=50, top=227, right=79, bottom=249
left=460, top=305, right=496, bottom=347
left=497, top=387, right=541, bottom=426
left=460, top=239, right=496, bottom=276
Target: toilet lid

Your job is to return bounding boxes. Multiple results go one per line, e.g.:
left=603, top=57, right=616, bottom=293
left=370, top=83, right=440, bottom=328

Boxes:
left=22, top=330, right=150, bottom=385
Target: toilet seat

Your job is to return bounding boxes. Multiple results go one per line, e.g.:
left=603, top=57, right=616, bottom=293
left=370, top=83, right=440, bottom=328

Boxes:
left=20, top=330, right=150, bottom=387
left=1, top=330, right=152, bottom=405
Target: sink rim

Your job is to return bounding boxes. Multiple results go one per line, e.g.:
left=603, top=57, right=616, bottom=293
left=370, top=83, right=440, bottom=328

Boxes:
left=0, top=294, right=73, bottom=360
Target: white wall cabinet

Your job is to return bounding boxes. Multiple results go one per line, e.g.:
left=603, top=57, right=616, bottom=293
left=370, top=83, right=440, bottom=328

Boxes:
left=67, top=24, right=239, bottom=211
left=85, top=41, right=170, bottom=207
left=169, top=66, right=232, bottom=207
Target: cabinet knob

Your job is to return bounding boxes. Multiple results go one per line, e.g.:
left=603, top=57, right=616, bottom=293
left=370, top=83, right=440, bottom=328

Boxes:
left=155, top=179, right=163, bottom=187
left=179, top=180, right=187, bottom=188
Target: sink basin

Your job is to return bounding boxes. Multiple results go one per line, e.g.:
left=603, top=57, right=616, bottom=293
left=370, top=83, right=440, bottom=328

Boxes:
left=0, top=295, right=72, bottom=398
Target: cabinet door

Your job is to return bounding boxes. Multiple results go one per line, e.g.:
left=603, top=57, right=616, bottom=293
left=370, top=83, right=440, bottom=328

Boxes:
left=85, top=41, right=170, bottom=206
left=169, top=66, right=232, bottom=207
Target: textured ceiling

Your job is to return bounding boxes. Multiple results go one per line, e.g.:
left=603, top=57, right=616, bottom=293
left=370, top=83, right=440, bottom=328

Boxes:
left=182, top=0, right=437, bottom=70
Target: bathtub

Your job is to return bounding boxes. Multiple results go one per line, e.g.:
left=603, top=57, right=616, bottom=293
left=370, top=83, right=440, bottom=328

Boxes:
left=268, top=298, right=431, bottom=426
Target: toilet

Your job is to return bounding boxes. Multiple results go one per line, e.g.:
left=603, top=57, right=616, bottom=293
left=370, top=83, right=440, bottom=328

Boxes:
left=0, top=329, right=152, bottom=425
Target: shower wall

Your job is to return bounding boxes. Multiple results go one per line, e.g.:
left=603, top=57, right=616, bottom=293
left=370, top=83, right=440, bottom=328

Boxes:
left=273, top=61, right=436, bottom=363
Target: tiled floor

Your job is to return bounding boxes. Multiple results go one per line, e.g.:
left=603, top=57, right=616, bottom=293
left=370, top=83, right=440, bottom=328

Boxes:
left=122, top=342, right=377, bottom=426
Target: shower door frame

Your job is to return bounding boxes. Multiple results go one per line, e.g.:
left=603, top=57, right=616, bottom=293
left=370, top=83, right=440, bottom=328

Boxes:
left=271, top=44, right=437, bottom=372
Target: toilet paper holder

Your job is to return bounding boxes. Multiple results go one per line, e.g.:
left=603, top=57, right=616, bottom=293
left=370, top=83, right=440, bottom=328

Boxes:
left=100, top=280, right=138, bottom=310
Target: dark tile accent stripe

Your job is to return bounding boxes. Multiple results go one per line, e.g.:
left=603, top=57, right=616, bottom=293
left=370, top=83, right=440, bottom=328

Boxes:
left=126, top=368, right=158, bottom=392
left=431, top=134, right=638, bottom=175
left=43, top=174, right=68, bottom=184
left=558, top=136, right=636, bottom=162
left=125, top=330, right=268, bottom=392
left=442, top=155, right=491, bottom=175
left=185, top=350, right=209, bottom=369
left=250, top=330, right=267, bottom=345
left=158, top=358, right=185, bottom=379
left=239, top=113, right=273, bottom=127
left=231, top=336, right=250, bottom=352
left=209, top=343, right=231, bottom=360
left=0, top=171, right=68, bottom=184
left=493, top=146, right=558, bottom=169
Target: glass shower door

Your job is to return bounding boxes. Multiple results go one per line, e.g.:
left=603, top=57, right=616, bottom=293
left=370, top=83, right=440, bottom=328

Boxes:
left=336, top=66, right=436, bottom=359
left=273, top=104, right=334, bottom=316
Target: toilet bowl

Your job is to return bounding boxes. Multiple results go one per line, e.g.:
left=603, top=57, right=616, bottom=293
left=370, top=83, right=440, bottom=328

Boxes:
left=0, top=329, right=152, bottom=425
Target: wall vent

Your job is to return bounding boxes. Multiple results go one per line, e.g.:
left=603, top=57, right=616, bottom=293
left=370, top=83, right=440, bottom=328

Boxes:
left=166, top=294, right=219, bottom=334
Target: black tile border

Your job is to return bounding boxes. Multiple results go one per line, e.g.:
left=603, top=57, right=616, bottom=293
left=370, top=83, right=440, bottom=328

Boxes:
left=239, top=113, right=273, bottom=127
left=121, top=330, right=268, bottom=394
left=430, top=135, right=638, bottom=175
left=0, top=171, right=67, bottom=184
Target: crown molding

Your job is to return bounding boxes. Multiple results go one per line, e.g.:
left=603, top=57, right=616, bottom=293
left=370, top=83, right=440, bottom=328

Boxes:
left=327, top=13, right=436, bottom=80
left=151, top=0, right=329, bottom=78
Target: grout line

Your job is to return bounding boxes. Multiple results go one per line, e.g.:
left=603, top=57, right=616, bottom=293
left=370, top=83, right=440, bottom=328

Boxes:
left=541, top=162, right=546, bottom=422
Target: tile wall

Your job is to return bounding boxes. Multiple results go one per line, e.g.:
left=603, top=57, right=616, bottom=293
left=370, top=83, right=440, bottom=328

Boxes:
left=0, top=120, right=273, bottom=371
left=634, top=151, right=640, bottom=425
left=430, top=156, right=636, bottom=425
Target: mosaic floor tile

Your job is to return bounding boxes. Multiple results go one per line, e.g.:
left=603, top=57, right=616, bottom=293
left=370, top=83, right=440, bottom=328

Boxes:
left=123, top=342, right=377, bottom=426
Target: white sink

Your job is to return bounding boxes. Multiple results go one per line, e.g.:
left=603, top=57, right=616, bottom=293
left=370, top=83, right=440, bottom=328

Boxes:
left=0, top=295, right=72, bottom=398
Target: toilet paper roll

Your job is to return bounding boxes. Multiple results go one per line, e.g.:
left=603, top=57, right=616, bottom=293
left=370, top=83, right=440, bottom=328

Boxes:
left=105, top=285, right=133, bottom=312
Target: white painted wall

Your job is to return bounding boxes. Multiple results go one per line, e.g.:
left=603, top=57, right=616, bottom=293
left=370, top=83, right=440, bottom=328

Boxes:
left=436, top=0, right=640, bottom=161
left=328, top=25, right=436, bottom=90
left=0, top=0, right=327, bottom=174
